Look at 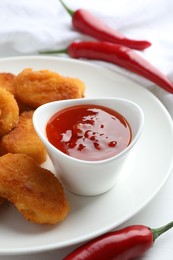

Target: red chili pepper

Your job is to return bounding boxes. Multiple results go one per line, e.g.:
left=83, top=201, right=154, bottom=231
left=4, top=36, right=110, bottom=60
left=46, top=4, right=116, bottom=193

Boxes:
left=40, top=41, right=173, bottom=94
left=59, top=0, right=151, bottom=51
left=63, top=221, right=173, bottom=260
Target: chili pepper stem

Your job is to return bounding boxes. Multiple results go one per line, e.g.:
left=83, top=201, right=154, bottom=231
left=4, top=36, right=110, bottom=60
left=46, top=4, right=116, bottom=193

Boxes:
left=59, top=0, right=74, bottom=16
left=151, top=220, right=173, bottom=241
left=39, top=48, right=67, bottom=55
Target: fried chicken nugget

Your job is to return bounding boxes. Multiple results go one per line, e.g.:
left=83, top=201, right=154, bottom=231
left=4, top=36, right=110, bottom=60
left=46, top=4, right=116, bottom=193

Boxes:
left=0, top=87, right=19, bottom=138
left=14, top=69, right=85, bottom=109
left=0, top=111, right=47, bottom=164
left=0, top=153, right=70, bottom=224
left=0, top=72, right=16, bottom=95
left=0, top=72, right=32, bottom=113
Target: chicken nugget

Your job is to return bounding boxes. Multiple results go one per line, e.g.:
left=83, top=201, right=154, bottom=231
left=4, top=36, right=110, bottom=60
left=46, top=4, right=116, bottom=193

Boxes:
left=0, top=111, right=47, bottom=164
left=0, top=87, right=19, bottom=138
left=0, top=72, right=32, bottom=113
left=0, top=72, right=16, bottom=95
left=0, top=153, right=70, bottom=224
left=14, top=69, right=85, bottom=109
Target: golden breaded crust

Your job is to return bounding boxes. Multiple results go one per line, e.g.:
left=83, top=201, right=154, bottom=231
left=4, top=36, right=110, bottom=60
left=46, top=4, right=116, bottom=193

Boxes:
left=0, top=111, right=47, bottom=164
left=0, top=153, right=70, bottom=224
left=14, top=69, right=85, bottom=109
left=0, top=87, right=19, bottom=138
left=0, top=72, right=16, bottom=95
left=0, top=72, right=32, bottom=114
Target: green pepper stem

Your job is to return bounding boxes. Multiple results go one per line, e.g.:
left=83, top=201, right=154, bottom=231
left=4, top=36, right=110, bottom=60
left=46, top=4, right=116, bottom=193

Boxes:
left=59, top=0, right=75, bottom=16
left=39, top=48, right=68, bottom=55
left=151, top=220, right=173, bottom=241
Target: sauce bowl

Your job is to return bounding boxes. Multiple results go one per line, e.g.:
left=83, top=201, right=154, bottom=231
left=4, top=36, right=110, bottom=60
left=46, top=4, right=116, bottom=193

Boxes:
left=33, top=98, right=144, bottom=196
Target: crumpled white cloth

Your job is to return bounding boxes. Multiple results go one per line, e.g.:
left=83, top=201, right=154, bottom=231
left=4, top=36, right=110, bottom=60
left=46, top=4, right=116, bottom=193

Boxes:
left=0, top=0, right=173, bottom=117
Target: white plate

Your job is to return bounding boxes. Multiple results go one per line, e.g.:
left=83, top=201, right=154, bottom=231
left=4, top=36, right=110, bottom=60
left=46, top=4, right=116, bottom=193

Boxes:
left=0, top=56, right=173, bottom=255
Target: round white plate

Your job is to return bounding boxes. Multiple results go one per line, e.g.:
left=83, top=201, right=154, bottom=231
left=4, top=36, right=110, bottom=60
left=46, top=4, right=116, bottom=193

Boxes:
left=0, top=56, right=173, bottom=255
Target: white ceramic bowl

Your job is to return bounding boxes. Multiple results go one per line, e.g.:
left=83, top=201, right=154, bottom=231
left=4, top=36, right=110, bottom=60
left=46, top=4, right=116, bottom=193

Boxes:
left=33, top=98, right=144, bottom=196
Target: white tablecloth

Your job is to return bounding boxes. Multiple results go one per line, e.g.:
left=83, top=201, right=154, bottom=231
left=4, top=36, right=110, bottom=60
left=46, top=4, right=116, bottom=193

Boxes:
left=0, top=0, right=173, bottom=259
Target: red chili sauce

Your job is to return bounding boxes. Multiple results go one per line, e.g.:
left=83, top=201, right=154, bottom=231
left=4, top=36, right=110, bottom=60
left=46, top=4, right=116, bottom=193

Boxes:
left=46, top=104, right=132, bottom=161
